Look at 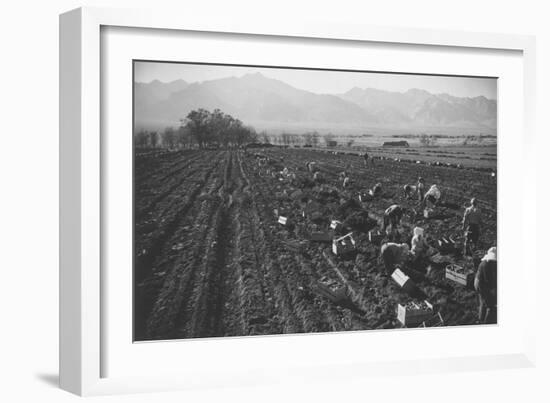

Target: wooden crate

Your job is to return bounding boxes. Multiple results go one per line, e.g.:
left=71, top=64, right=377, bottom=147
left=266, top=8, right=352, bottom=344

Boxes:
left=397, top=300, right=434, bottom=327
left=423, top=208, right=435, bottom=218
left=391, top=268, right=416, bottom=294
left=303, top=201, right=321, bottom=218
left=281, top=240, right=306, bottom=253
left=437, top=237, right=456, bottom=254
left=445, top=264, right=474, bottom=287
left=309, top=211, right=325, bottom=223
left=420, top=312, right=445, bottom=328
left=368, top=230, right=385, bottom=245
left=309, top=231, right=334, bottom=243
left=278, top=216, right=289, bottom=226
left=332, top=232, right=356, bottom=256
left=359, top=192, right=373, bottom=202
left=290, top=189, right=305, bottom=201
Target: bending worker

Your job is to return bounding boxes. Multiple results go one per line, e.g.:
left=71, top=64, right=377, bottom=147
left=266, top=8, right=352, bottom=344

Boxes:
left=380, top=243, right=410, bottom=275
left=423, top=184, right=441, bottom=208
left=474, top=246, right=497, bottom=324
left=363, top=151, right=374, bottom=167
left=371, top=182, right=383, bottom=197
left=462, top=197, right=483, bottom=255
left=411, top=226, right=430, bottom=262
left=383, top=204, right=403, bottom=232
left=403, top=184, right=416, bottom=199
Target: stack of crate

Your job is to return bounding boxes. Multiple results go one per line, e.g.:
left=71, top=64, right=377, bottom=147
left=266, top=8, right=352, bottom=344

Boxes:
left=397, top=300, right=434, bottom=327
left=437, top=236, right=456, bottom=254
left=332, top=232, right=356, bottom=257
left=445, top=263, right=475, bottom=287
left=330, top=220, right=343, bottom=232
left=278, top=216, right=289, bottom=226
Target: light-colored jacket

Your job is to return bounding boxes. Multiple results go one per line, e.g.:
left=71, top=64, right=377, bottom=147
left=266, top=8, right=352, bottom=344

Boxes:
left=411, top=227, right=428, bottom=256
left=425, top=185, right=441, bottom=200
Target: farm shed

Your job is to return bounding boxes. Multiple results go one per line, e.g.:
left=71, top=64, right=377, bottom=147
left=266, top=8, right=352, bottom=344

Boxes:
left=382, top=140, right=410, bottom=147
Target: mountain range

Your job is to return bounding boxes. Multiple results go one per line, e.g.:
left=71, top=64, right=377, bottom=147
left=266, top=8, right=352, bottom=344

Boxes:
left=134, top=73, right=496, bottom=134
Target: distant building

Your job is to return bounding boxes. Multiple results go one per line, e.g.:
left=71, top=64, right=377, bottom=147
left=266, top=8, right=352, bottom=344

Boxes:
left=382, top=140, right=409, bottom=147
left=326, top=140, right=338, bottom=147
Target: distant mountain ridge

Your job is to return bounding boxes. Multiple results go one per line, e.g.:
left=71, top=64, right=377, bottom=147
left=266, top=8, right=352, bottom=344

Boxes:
left=134, top=73, right=496, bottom=134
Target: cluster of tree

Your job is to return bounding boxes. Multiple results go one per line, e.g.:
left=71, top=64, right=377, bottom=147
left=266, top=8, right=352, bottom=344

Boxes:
left=419, top=134, right=438, bottom=147
left=135, top=108, right=258, bottom=149
left=268, top=131, right=340, bottom=148
left=462, top=134, right=486, bottom=146
left=184, top=108, right=258, bottom=148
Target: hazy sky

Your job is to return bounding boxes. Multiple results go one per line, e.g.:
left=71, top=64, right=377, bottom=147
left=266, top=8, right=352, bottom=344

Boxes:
left=134, top=61, right=497, bottom=100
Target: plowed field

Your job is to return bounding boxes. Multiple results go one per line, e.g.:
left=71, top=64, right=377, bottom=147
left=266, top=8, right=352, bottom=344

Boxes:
left=134, top=147, right=497, bottom=341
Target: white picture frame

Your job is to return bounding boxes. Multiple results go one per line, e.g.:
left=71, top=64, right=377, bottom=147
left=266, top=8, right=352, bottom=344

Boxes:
left=60, top=6, right=537, bottom=396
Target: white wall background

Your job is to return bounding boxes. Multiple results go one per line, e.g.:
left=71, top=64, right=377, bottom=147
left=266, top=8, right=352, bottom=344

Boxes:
left=0, top=0, right=547, bottom=401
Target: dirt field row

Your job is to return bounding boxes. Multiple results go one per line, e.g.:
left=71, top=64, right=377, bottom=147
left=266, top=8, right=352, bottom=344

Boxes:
left=134, top=147, right=497, bottom=341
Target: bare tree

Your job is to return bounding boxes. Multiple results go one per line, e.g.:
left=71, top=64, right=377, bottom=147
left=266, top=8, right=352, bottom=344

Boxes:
left=311, top=131, right=320, bottom=147
left=183, top=108, right=211, bottom=148
left=281, top=132, right=291, bottom=146
left=135, top=129, right=149, bottom=148
left=260, top=130, right=270, bottom=144
left=162, top=127, right=177, bottom=149
left=149, top=131, right=160, bottom=148
left=302, top=132, right=314, bottom=146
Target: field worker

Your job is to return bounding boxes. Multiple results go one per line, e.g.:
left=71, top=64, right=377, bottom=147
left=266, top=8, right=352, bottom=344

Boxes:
left=417, top=177, right=426, bottom=201
left=313, top=171, right=322, bottom=182
left=462, top=197, right=483, bottom=255
left=382, top=204, right=404, bottom=232
left=423, top=184, right=441, bottom=208
left=411, top=226, right=430, bottom=259
left=403, top=184, right=416, bottom=199
left=282, top=167, right=289, bottom=176
left=474, top=246, right=497, bottom=324
left=371, top=182, right=383, bottom=197
left=380, top=243, right=410, bottom=275
left=342, top=175, right=351, bottom=189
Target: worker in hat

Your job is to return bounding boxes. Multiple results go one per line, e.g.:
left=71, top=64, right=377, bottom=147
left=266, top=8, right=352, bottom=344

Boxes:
left=462, top=197, right=483, bottom=256
left=382, top=204, right=404, bottom=240
left=411, top=226, right=430, bottom=260
left=363, top=150, right=375, bottom=167
left=371, top=182, right=383, bottom=197
left=342, top=175, right=351, bottom=189
left=474, top=246, right=497, bottom=324
left=313, top=171, right=322, bottom=182
left=417, top=177, right=426, bottom=202
left=380, top=242, right=410, bottom=275
left=422, top=184, right=441, bottom=208
left=403, top=183, right=417, bottom=199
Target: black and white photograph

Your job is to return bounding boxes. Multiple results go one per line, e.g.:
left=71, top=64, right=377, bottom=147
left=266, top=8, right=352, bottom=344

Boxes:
left=133, top=61, right=497, bottom=342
